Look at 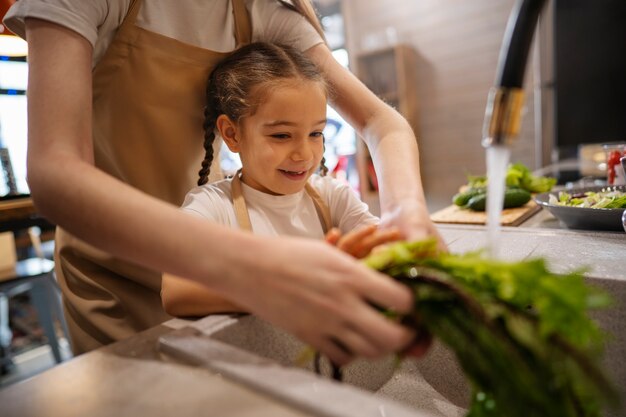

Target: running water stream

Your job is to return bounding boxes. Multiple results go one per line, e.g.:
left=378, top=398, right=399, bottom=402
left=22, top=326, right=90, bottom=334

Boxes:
left=486, top=145, right=511, bottom=258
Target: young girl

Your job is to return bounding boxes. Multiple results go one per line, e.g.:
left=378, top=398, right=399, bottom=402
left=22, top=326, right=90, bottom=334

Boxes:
left=161, top=43, right=402, bottom=317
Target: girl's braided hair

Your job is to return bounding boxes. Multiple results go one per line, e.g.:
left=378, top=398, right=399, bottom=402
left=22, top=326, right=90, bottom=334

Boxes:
left=198, top=42, right=330, bottom=186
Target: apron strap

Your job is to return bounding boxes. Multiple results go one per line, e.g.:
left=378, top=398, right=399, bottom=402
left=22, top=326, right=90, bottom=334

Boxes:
left=304, top=183, right=333, bottom=234
left=232, top=0, right=252, bottom=47
left=231, top=170, right=332, bottom=234
left=120, top=0, right=142, bottom=30
left=231, top=170, right=253, bottom=232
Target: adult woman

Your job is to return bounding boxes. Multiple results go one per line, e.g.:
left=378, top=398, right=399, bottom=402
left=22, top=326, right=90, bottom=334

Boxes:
left=3, top=0, right=441, bottom=363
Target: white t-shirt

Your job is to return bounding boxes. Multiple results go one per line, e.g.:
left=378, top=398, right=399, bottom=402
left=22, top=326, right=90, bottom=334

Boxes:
left=4, top=0, right=324, bottom=66
left=182, top=175, right=379, bottom=239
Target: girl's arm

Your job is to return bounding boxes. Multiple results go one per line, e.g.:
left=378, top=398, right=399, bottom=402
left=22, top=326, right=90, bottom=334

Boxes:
left=306, top=44, right=445, bottom=247
left=26, top=19, right=414, bottom=365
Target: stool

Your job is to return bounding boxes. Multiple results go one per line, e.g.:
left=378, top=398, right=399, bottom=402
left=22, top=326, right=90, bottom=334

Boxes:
left=0, top=258, right=70, bottom=373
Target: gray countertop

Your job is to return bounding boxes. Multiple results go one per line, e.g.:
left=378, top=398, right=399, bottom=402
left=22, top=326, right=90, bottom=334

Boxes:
left=0, top=324, right=317, bottom=417
left=438, top=222, right=625, bottom=281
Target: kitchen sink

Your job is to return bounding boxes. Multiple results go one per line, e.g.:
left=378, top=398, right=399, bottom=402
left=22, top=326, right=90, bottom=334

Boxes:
left=159, top=313, right=468, bottom=417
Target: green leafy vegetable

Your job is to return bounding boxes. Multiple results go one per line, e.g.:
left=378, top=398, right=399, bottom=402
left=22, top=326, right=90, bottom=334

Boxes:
left=465, top=162, right=557, bottom=194
left=364, top=239, right=617, bottom=417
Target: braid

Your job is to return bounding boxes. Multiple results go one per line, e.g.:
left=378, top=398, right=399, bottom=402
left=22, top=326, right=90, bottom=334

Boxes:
left=319, top=135, right=328, bottom=176
left=198, top=103, right=218, bottom=186
left=319, top=156, right=329, bottom=177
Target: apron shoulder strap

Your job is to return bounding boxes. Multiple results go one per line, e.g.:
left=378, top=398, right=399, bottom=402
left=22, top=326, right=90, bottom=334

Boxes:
left=231, top=171, right=254, bottom=232
left=119, top=0, right=143, bottom=32
left=232, top=0, right=252, bottom=47
left=304, top=183, right=333, bottom=234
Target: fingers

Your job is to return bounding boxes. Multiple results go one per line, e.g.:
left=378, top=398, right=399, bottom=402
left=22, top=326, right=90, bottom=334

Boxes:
left=343, top=292, right=415, bottom=352
left=348, top=228, right=403, bottom=258
left=305, top=265, right=416, bottom=363
left=318, top=316, right=415, bottom=366
left=336, top=224, right=376, bottom=250
left=324, top=227, right=342, bottom=245
left=317, top=265, right=416, bottom=358
left=317, top=337, right=353, bottom=366
left=336, top=225, right=403, bottom=259
left=402, top=329, right=433, bottom=358
left=354, top=266, right=414, bottom=314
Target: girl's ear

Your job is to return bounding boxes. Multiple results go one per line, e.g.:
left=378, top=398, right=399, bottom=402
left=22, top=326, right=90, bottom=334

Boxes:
left=216, top=114, right=240, bottom=152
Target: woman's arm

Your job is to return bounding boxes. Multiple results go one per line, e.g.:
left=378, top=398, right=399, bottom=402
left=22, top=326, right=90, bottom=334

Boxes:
left=306, top=44, right=444, bottom=246
left=161, top=273, right=246, bottom=316
left=162, top=223, right=400, bottom=318
left=25, top=19, right=414, bottom=365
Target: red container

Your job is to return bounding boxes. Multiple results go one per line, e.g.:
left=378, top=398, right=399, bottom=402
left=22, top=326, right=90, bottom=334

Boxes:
left=603, top=143, right=626, bottom=185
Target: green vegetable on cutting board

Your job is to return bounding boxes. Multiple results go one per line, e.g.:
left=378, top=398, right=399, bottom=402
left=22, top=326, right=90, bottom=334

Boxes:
left=364, top=239, right=618, bottom=417
left=453, top=187, right=532, bottom=211
left=453, top=163, right=556, bottom=211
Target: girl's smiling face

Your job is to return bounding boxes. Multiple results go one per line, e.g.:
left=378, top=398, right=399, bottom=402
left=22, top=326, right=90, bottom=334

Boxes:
left=221, top=80, right=327, bottom=195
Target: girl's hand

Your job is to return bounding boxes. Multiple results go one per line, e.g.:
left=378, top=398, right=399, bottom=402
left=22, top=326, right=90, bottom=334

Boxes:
left=325, top=225, right=403, bottom=259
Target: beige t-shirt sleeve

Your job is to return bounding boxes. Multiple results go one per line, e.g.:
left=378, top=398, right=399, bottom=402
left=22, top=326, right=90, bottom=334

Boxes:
left=250, top=0, right=323, bottom=52
left=2, top=0, right=117, bottom=48
left=312, top=176, right=380, bottom=233
left=3, top=0, right=323, bottom=66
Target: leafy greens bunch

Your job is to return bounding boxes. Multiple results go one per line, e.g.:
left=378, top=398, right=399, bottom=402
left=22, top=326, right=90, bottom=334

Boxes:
left=468, top=162, right=557, bottom=193
left=364, top=239, right=617, bottom=417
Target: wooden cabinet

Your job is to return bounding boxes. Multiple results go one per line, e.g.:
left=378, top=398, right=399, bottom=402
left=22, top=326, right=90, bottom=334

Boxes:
left=354, top=45, right=419, bottom=207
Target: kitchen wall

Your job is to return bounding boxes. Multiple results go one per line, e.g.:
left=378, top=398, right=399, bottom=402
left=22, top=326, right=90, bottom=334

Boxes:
left=341, top=0, right=540, bottom=210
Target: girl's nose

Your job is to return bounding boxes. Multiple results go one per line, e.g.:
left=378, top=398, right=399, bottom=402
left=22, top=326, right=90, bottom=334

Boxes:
left=290, top=140, right=314, bottom=162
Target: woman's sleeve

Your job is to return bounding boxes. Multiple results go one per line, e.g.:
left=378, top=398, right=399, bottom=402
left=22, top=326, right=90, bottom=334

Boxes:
left=251, top=0, right=323, bottom=52
left=2, top=0, right=110, bottom=47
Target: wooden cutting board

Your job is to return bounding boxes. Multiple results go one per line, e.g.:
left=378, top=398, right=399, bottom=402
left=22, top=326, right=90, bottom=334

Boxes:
left=430, top=200, right=541, bottom=226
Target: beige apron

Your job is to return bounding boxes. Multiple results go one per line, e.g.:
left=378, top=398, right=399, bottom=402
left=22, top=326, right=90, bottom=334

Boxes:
left=55, top=0, right=252, bottom=353
left=230, top=171, right=333, bottom=234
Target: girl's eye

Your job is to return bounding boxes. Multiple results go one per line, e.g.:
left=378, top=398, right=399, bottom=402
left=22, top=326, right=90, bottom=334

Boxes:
left=270, top=134, right=290, bottom=139
left=310, top=131, right=324, bottom=139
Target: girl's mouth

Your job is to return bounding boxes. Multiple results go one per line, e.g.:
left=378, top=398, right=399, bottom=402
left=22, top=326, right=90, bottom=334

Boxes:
left=279, top=169, right=308, bottom=180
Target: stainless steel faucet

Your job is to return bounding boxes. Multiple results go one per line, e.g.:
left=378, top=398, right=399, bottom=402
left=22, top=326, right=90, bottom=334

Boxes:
left=482, top=0, right=548, bottom=148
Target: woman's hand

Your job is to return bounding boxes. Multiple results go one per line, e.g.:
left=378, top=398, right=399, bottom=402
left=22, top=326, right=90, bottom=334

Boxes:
left=222, top=235, right=416, bottom=366
left=379, top=199, right=447, bottom=251
left=325, top=224, right=403, bottom=259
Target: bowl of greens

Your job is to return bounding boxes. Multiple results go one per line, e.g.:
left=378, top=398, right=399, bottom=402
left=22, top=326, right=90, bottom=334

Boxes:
left=534, top=185, right=626, bottom=231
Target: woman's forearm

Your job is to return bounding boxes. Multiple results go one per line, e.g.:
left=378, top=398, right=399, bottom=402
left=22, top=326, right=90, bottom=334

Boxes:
left=359, top=106, right=427, bottom=214
left=27, top=152, right=262, bottom=291
left=306, top=44, right=427, bottom=217
left=161, top=273, right=246, bottom=317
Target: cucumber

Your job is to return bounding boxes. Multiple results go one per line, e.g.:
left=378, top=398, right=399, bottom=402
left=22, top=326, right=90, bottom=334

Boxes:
left=466, top=194, right=487, bottom=211
left=503, top=188, right=531, bottom=208
left=452, top=188, right=485, bottom=206
left=465, top=188, right=531, bottom=211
